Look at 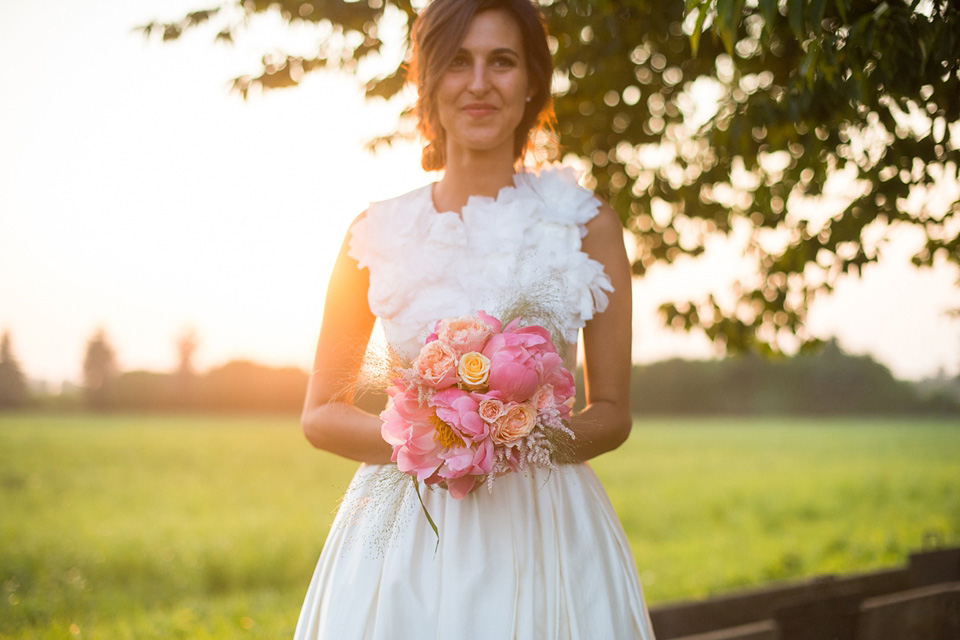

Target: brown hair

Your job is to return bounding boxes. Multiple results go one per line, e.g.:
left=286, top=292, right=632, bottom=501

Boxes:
left=410, top=0, right=554, bottom=171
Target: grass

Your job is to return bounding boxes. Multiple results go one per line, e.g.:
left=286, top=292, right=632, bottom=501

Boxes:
left=1, top=413, right=958, bottom=638
left=595, top=418, right=960, bottom=601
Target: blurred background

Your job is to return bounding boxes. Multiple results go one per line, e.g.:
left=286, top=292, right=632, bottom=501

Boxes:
left=1, top=1, right=959, bottom=638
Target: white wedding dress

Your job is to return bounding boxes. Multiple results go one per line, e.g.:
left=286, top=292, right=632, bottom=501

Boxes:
left=294, top=167, right=656, bottom=639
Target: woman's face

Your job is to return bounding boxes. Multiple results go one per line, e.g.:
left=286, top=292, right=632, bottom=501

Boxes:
left=435, top=9, right=532, bottom=162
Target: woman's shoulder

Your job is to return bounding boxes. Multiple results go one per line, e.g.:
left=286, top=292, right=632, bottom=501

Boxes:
left=584, top=197, right=622, bottom=237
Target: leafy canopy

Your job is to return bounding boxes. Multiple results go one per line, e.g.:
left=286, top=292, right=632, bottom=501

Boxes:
left=140, top=0, right=960, bottom=354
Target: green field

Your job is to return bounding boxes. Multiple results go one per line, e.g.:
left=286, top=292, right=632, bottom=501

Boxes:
left=1, top=413, right=958, bottom=639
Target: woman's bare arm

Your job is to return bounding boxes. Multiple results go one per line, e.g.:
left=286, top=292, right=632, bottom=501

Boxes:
left=568, top=199, right=634, bottom=461
left=300, top=220, right=394, bottom=464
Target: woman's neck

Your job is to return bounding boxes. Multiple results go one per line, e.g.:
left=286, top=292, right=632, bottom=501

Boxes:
left=433, top=149, right=517, bottom=214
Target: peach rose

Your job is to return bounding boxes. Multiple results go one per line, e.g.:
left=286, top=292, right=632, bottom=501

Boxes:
left=492, top=401, right=537, bottom=444
left=457, top=351, right=490, bottom=390
left=414, top=341, right=458, bottom=388
left=477, top=396, right=505, bottom=424
left=437, top=314, right=497, bottom=354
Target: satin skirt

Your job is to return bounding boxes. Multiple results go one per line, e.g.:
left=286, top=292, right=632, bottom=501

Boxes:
left=294, top=463, right=656, bottom=639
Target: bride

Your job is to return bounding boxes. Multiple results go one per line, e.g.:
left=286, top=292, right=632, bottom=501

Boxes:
left=295, top=0, right=656, bottom=637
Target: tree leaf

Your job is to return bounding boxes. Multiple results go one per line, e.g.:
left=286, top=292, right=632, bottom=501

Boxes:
left=690, top=3, right=710, bottom=55
left=758, top=0, right=778, bottom=34
left=788, top=0, right=805, bottom=39
left=714, top=0, right=735, bottom=53
left=834, top=0, right=848, bottom=22
left=808, top=0, right=827, bottom=34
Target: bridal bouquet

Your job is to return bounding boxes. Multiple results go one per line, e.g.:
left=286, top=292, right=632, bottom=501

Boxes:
left=380, top=311, right=576, bottom=500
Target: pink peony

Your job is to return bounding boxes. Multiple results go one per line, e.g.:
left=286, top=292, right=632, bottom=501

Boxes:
left=439, top=439, right=494, bottom=479
left=485, top=348, right=539, bottom=402
left=482, top=323, right=556, bottom=402
left=502, top=320, right=556, bottom=359
left=432, top=388, right=489, bottom=442
left=538, top=352, right=576, bottom=403
left=414, top=341, right=458, bottom=388
left=380, top=385, right=444, bottom=481
left=443, top=474, right=480, bottom=500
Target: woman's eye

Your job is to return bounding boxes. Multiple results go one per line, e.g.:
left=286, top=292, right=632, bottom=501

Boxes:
left=449, top=55, right=469, bottom=68
left=492, top=56, right=516, bottom=68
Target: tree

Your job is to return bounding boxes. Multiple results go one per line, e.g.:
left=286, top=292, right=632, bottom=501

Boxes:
left=140, top=0, right=959, bottom=353
left=83, top=329, right=118, bottom=409
left=0, top=331, right=29, bottom=408
left=174, top=327, right=199, bottom=408
left=175, top=327, right=198, bottom=380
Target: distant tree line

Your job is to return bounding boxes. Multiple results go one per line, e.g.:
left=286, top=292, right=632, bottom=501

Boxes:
left=0, top=330, right=956, bottom=415
left=0, top=329, right=310, bottom=413
left=77, top=329, right=308, bottom=413
left=621, top=340, right=959, bottom=416
left=103, top=360, right=308, bottom=413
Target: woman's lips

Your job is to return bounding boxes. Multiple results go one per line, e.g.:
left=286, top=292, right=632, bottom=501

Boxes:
left=462, top=103, right=497, bottom=116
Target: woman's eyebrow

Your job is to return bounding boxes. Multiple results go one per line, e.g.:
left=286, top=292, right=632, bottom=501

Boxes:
left=455, top=46, right=521, bottom=57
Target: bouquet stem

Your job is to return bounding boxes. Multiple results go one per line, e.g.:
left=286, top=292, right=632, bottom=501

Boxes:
left=412, top=477, right=439, bottom=551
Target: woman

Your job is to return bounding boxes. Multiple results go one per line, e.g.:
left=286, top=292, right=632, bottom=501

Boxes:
left=295, top=0, right=656, bottom=637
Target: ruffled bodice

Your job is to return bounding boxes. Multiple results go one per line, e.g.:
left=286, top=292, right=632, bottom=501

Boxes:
left=348, top=166, right=614, bottom=362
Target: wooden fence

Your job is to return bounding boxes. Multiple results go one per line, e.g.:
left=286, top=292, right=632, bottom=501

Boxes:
left=648, top=547, right=960, bottom=640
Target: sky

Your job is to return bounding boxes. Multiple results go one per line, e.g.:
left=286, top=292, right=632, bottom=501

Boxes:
left=1, top=0, right=959, bottom=387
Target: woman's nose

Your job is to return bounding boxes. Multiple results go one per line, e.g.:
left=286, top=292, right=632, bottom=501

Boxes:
left=468, top=62, right=490, bottom=95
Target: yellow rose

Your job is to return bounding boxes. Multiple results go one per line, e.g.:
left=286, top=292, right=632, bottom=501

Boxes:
left=457, top=351, right=490, bottom=390
left=492, top=402, right=537, bottom=444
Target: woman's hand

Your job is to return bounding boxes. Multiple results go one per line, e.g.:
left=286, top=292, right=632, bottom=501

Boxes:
left=568, top=199, right=634, bottom=461
left=300, top=217, right=395, bottom=465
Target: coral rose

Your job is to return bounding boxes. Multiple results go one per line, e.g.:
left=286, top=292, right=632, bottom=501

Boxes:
left=414, top=341, right=458, bottom=388
left=457, top=351, right=490, bottom=390
left=492, top=402, right=537, bottom=444
left=477, top=395, right=505, bottom=423
left=532, top=384, right=556, bottom=411
left=435, top=312, right=501, bottom=354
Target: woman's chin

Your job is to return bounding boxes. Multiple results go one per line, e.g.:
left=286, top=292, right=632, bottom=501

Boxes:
left=447, top=135, right=515, bottom=159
